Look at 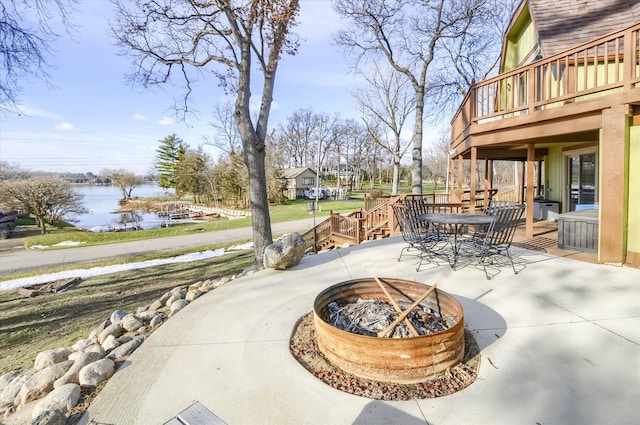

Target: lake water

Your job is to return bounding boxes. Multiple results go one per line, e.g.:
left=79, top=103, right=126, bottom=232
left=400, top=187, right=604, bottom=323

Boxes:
left=68, top=184, right=175, bottom=232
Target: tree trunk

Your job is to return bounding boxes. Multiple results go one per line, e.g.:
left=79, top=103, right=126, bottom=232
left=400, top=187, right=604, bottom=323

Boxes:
left=244, top=141, right=273, bottom=265
left=36, top=215, right=46, bottom=234
left=411, top=88, right=425, bottom=195
left=392, top=160, right=400, bottom=196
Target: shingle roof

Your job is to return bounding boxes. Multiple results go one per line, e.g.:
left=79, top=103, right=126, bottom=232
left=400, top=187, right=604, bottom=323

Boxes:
left=528, top=0, right=640, bottom=57
left=281, top=167, right=315, bottom=178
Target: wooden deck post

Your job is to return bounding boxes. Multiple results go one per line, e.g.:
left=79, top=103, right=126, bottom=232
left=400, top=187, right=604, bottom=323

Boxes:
left=600, top=104, right=630, bottom=264
left=526, top=143, right=535, bottom=238
left=470, top=147, right=477, bottom=212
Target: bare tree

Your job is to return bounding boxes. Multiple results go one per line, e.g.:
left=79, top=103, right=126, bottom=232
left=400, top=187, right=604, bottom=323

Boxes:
left=102, top=169, right=142, bottom=200
left=338, top=119, right=376, bottom=191
left=334, top=0, right=504, bottom=194
left=112, top=0, right=300, bottom=267
left=0, top=178, right=86, bottom=233
left=428, top=0, right=518, bottom=112
left=0, top=0, right=77, bottom=111
left=354, top=61, right=414, bottom=195
left=206, top=101, right=242, bottom=156
left=423, top=131, right=451, bottom=189
left=275, top=108, right=322, bottom=168
left=0, top=161, right=30, bottom=180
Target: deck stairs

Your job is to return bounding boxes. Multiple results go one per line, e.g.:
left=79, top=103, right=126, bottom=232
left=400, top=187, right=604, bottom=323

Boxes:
left=300, top=196, right=402, bottom=253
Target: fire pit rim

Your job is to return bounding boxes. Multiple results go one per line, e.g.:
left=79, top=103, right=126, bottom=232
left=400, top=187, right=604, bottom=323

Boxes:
left=312, top=276, right=466, bottom=384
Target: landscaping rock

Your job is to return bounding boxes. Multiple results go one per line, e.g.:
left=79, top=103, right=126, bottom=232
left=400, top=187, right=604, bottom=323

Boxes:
left=137, top=309, right=158, bottom=322
left=137, top=325, right=151, bottom=335
left=90, top=319, right=111, bottom=339
left=185, top=289, right=203, bottom=302
left=29, top=409, right=67, bottom=425
left=106, top=337, right=143, bottom=361
left=263, top=232, right=306, bottom=270
left=188, top=281, right=204, bottom=291
left=70, top=337, right=97, bottom=354
left=170, top=286, right=187, bottom=299
left=16, top=361, right=73, bottom=406
left=85, top=344, right=106, bottom=357
left=158, top=291, right=173, bottom=305
left=118, top=335, right=133, bottom=345
left=169, top=299, right=189, bottom=316
left=121, top=314, right=143, bottom=332
left=32, top=383, right=80, bottom=419
left=135, top=305, right=149, bottom=315
left=54, top=352, right=104, bottom=388
left=202, top=277, right=229, bottom=292
left=109, top=310, right=128, bottom=325
left=0, top=370, right=31, bottom=411
left=0, top=370, right=23, bottom=393
left=149, top=314, right=164, bottom=328
left=33, top=349, right=70, bottom=371
left=149, top=299, right=164, bottom=311
left=101, top=335, right=119, bottom=352
left=78, top=359, right=115, bottom=387
left=98, top=322, right=123, bottom=344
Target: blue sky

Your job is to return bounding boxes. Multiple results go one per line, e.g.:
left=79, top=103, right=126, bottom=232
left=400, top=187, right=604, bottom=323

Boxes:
left=0, top=1, right=365, bottom=174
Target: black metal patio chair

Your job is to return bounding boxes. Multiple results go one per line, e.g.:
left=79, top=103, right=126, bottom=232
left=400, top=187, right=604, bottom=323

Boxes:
left=393, top=202, right=451, bottom=271
left=458, top=203, right=525, bottom=279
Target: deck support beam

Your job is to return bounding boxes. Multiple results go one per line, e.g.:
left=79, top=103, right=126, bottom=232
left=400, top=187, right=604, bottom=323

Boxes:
left=526, top=144, right=535, bottom=238
left=600, top=104, right=630, bottom=264
left=470, top=147, right=477, bottom=212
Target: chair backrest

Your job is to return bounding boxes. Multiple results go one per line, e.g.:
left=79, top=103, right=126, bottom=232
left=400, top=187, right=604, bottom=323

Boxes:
left=484, top=203, right=525, bottom=248
left=392, top=204, right=422, bottom=243
left=404, top=198, right=431, bottom=232
left=484, top=200, right=518, bottom=215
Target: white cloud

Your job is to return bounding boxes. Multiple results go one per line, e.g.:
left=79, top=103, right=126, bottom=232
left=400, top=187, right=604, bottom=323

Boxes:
left=55, top=122, right=77, bottom=131
left=15, top=104, right=63, bottom=120
left=158, top=116, right=175, bottom=125
left=133, top=113, right=146, bottom=120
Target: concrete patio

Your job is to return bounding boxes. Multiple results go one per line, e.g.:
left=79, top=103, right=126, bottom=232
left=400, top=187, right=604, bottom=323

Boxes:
left=73, top=233, right=639, bottom=425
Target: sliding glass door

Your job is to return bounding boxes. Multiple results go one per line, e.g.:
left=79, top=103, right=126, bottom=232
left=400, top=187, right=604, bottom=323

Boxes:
left=566, top=149, right=597, bottom=211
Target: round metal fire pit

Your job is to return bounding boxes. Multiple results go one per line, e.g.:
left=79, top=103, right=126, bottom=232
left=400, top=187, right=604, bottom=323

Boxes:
left=313, top=278, right=465, bottom=384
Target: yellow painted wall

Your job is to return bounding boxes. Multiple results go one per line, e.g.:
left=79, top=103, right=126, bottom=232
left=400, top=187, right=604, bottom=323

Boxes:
left=544, top=145, right=564, bottom=207
left=503, top=7, right=535, bottom=72
left=627, top=125, right=640, bottom=255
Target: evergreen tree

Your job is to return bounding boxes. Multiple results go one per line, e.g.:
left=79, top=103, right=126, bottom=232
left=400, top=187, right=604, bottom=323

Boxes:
left=155, top=134, right=186, bottom=189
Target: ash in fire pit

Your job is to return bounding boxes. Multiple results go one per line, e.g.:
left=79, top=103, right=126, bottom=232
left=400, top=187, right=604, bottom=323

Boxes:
left=326, top=298, right=449, bottom=338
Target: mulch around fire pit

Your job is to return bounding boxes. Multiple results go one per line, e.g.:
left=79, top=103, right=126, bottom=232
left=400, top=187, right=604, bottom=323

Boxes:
left=290, top=312, right=480, bottom=400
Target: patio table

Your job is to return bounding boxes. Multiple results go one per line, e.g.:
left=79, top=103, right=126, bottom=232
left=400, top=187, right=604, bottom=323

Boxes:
left=417, top=213, right=494, bottom=267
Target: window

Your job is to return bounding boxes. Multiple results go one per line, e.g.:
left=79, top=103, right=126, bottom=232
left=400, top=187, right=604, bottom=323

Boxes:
left=302, top=177, right=314, bottom=185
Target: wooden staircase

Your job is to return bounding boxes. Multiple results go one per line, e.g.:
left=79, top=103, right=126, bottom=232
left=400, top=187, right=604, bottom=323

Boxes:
left=300, top=196, right=403, bottom=253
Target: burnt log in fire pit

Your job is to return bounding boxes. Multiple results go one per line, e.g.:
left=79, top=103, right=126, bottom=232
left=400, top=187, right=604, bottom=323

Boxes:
left=313, top=277, right=464, bottom=384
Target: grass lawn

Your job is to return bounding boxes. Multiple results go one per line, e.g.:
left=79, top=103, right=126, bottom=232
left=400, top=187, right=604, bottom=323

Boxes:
left=22, top=199, right=363, bottom=250
left=0, top=247, right=255, bottom=374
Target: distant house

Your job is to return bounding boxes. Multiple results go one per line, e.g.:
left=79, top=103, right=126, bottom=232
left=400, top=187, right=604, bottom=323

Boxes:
left=281, top=167, right=318, bottom=200
left=449, top=0, right=640, bottom=266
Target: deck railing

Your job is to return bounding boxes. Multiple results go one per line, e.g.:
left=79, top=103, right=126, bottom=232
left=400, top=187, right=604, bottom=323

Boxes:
left=451, top=23, right=640, bottom=145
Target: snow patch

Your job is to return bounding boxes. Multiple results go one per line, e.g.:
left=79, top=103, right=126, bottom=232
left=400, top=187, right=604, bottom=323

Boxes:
left=0, top=242, right=255, bottom=291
